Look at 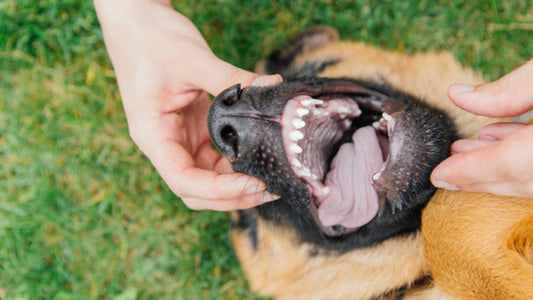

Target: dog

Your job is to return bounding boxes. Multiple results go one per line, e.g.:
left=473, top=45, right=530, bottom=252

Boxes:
left=207, top=26, right=533, bottom=299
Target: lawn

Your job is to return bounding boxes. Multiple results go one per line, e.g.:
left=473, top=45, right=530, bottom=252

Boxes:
left=1, top=0, right=532, bottom=299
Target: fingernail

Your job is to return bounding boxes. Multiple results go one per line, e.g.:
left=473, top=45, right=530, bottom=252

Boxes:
left=245, top=186, right=264, bottom=195
left=252, top=74, right=283, bottom=87
left=245, top=180, right=268, bottom=195
left=261, top=192, right=280, bottom=203
left=479, top=134, right=497, bottom=141
left=450, top=84, right=475, bottom=94
left=433, top=180, right=460, bottom=191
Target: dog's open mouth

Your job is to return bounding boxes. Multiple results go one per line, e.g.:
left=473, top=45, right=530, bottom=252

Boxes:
left=279, top=81, right=408, bottom=236
left=209, top=79, right=451, bottom=239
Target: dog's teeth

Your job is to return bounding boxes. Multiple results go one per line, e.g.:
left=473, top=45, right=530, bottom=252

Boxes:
left=300, top=99, right=324, bottom=107
left=372, top=120, right=381, bottom=129
left=342, top=119, right=352, bottom=130
left=299, top=167, right=312, bottom=177
left=373, top=171, right=382, bottom=181
left=355, top=108, right=362, bottom=117
left=322, top=186, right=330, bottom=195
left=292, top=118, right=306, bottom=129
left=296, top=107, right=310, bottom=117
left=289, top=144, right=303, bottom=154
left=289, top=130, right=304, bottom=141
left=338, top=106, right=351, bottom=114
left=291, top=158, right=302, bottom=168
left=382, top=112, right=393, bottom=122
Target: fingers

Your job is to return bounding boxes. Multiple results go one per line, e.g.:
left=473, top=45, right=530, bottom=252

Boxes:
left=171, top=169, right=280, bottom=210
left=432, top=124, right=533, bottom=198
left=197, top=58, right=255, bottom=95
left=477, top=122, right=527, bottom=140
left=148, top=139, right=279, bottom=211
left=448, top=58, right=533, bottom=117
left=431, top=144, right=504, bottom=190
left=454, top=180, right=533, bottom=199
left=192, top=55, right=283, bottom=96
left=450, top=139, right=497, bottom=153
left=252, top=74, right=283, bottom=87
left=182, top=189, right=280, bottom=211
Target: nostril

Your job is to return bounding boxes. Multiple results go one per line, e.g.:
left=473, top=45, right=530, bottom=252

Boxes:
left=221, top=84, right=242, bottom=106
left=220, top=125, right=238, bottom=150
left=222, top=98, right=237, bottom=106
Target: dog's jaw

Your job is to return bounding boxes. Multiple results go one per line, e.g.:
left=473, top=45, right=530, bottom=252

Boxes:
left=208, top=78, right=457, bottom=249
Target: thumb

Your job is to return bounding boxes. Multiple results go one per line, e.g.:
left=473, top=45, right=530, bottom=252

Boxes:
left=448, top=58, right=533, bottom=118
left=198, top=56, right=282, bottom=96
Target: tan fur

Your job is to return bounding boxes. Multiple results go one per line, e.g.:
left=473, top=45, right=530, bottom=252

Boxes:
left=235, top=39, right=531, bottom=299
left=232, top=216, right=429, bottom=299
left=423, top=190, right=533, bottom=300
left=308, top=41, right=497, bottom=138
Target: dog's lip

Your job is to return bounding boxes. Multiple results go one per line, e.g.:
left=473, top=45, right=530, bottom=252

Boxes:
left=278, top=80, right=406, bottom=237
left=281, top=80, right=403, bottom=114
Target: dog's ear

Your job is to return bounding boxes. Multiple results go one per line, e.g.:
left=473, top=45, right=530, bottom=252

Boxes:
left=255, top=25, right=339, bottom=76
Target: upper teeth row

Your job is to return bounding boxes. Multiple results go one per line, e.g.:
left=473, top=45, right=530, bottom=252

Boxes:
left=300, top=99, right=324, bottom=107
left=290, top=130, right=304, bottom=141
left=372, top=112, right=392, bottom=133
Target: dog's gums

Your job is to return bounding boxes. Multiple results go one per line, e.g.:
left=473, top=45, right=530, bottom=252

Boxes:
left=280, top=95, right=388, bottom=229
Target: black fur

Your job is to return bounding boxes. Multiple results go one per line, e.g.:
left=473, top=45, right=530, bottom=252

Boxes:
left=208, top=78, right=457, bottom=252
left=263, top=25, right=340, bottom=77
left=234, top=211, right=259, bottom=250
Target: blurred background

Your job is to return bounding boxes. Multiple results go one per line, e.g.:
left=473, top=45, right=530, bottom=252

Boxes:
left=1, top=0, right=532, bottom=299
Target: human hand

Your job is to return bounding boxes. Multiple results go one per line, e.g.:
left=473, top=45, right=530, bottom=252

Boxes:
left=94, top=0, right=282, bottom=210
left=431, top=58, right=533, bottom=198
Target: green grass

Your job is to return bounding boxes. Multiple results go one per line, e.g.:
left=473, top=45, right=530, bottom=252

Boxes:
left=1, top=0, right=532, bottom=299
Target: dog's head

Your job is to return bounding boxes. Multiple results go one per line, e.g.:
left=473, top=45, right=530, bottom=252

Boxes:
left=208, top=77, right=456, bottom=250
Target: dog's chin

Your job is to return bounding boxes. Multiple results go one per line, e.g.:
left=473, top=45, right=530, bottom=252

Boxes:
left=277, top=80, right=426, bottom=237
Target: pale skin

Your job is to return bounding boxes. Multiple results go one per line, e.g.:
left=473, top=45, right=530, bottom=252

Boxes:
left=431, top=58, right=533, bottom=198
left=94, top=0, right=282, bottom=210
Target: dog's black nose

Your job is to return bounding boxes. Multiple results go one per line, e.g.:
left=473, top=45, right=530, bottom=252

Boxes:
left=208, top=84, right=255, bottom=162
left=219, top=83, right=241, bottom=106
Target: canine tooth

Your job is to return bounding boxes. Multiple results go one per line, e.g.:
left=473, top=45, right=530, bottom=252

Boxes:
left=372, top=120, right=381, bottom=129
left=338, top=106, right=351, bottom=114
left=322, top=186, right=330, bottom=195
left=291, top=158, right=302, bottom=168
left=373, top=171, right=382, bottom=181
left=382, top=112, right=393, bottom=122
left=300, top=99, right=324, bottom=107
left=292, top=118, right=306, bottom=129
left=290, top=130, right=304, bottom=141
left=290, top=144, right=303, bottom=154
left=296, top=107, right=310, bottom=117
left=355, top=108, right=362, bottom=117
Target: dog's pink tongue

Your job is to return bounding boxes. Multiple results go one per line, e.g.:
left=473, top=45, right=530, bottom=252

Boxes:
left=318, top=126, right=382, bottom=228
